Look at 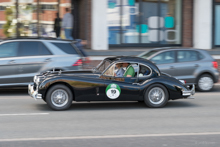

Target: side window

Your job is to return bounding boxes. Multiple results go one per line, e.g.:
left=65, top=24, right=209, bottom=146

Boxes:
left=18, top=41, right=40, bottom=56
left=177, top=50, right=198, bottom=62
left=0, top=42, right=18, bottom=58
left=139, top=65, right=151, bottom=77
left=39, top=43, right=52, bottom=55
left=109, top=63, right=138, bottom=77
left=52, top=43, right=77, bottom=54
left=198, top=52, right=204, bottom=60
left=150, top=51, right=175, bottom=64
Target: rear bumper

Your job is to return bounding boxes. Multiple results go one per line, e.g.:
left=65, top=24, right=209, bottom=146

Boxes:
left=182, top=85, right=195, bottom=97
left=28, top=84, right=42, bottom=100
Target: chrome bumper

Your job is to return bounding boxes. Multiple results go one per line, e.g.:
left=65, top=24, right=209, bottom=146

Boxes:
left=182, top=84, right=195, bottom=96
left=28, top=84, right=42, bottom=100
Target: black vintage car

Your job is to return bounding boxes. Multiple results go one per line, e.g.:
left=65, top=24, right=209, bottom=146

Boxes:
left=28, top=56, right=195, bottom=110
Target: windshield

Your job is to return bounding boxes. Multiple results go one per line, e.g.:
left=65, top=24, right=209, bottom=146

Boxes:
left=96, top=60, right=111, bottom=73
left=139, top=50, right=159, bottom=59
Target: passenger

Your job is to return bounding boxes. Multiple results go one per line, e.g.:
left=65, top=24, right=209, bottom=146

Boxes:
left=114, top=63, right=125, bottom=77
left=123, top=63, right=135, bottom=77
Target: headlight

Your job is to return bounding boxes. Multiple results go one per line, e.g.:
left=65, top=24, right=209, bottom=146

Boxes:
left=34, top=75, right=37, bottom=83
left=34, top=75, right=40, bottom=85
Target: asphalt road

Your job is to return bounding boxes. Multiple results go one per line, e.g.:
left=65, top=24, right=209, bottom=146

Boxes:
left=0, top=85, right=220, bottom=147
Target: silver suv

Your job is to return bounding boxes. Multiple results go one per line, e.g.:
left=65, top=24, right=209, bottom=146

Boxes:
left=0, top=38, right=83, bottom=87
left=138, top=48, right=219, bottom=92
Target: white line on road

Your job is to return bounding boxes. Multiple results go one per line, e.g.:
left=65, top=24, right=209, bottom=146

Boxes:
left=0, top=113, right=49, bottom=117
left=1, top=132, right=220, bottom=142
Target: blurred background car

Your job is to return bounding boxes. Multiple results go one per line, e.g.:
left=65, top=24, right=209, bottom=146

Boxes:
left=0, top=38, right=85, bottom=87
left=138, top=47, right=219, bottom=92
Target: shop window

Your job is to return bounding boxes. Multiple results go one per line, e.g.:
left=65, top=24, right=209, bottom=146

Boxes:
left=0, top=6, right=6, bottom=11
left=107, top=0, right=182, bottom=45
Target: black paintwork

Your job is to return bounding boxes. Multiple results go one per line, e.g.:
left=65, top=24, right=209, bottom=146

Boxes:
left=35, top=56, right=189, bottom=101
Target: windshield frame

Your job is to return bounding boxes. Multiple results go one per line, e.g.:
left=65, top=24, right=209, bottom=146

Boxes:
left=95, top=59, right=112, bottom=73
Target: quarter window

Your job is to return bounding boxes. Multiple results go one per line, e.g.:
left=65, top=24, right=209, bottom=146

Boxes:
left=139, top=65, right=151, bottom=77
left=150, top=51, right=175, bottom=64
left=52, top=43, right=77, bottom=54
left=0, top=42, right=19, bottom=58
left=177, top=50, right=198, bottom=62
left=39, top=43, right=52, bottom=55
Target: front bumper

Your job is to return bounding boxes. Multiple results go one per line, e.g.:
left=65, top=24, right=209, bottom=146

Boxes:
left=182, top=84, right=195, bottom=97
left=28, top=84, right=42, bottom=100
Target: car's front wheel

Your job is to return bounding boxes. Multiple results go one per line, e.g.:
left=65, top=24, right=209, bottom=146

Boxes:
left=144, top=84, right=168, bottom=108
left=46, top=84, right=73, bottom=110
left=197, top=74, right=214, bottom=92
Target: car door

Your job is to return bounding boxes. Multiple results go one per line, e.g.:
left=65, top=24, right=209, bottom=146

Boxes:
left=173, top=50, right=201, bottom=83
left=100, top=63, right=140, bottom=101
left=0, top=41, right=20, bottom=85
left=16, top=41, right=53, bottom=83
left=149, top=50, right=177, bottom=76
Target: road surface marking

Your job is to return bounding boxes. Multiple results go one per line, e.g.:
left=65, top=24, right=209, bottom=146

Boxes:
left=1, top=132, right=220, bottom=142
left=0, top=113, right=49, bottom=116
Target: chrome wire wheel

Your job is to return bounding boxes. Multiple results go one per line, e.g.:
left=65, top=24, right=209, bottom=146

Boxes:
left=51, top=89, right=69, bottom=107
left=198, top=76, right=213, bottom=91
left=148, top=87, right=165, bottom=105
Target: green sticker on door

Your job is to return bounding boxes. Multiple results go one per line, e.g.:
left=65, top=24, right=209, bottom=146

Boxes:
left=106, top=84, right=121, bottom=99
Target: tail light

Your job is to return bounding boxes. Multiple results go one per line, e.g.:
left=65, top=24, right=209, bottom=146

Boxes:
left=84, top=57, right=91, bottom=63
left=73, top=59, right=82, bottom=66
left=212, top=61, right=218, bottom=69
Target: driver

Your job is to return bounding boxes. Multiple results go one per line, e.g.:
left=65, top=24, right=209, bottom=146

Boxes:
left=122, top=63, right=135, bottom=77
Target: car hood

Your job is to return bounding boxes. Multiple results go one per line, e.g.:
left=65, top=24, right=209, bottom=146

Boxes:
left=41, top=70, right=100, bottom=78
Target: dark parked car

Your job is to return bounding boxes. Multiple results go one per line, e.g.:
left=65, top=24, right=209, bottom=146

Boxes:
left=0, top=38, right=85, bottom=87
left=28, top=56, right=195, bottom=110
left=138, top=48, right=219, bottom=92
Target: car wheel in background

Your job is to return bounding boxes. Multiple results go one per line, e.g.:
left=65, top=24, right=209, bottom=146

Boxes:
left=46, top=84, right=73, bottom=110
left=197, top=74, right=214, bottom=92
left=144, top=84, right=168, bottom=108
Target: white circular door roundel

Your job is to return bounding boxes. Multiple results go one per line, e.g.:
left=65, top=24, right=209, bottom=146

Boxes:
left=106, top=84, right=121, bottom=99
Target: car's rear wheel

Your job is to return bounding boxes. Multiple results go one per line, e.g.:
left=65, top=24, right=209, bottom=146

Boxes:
left=144, top=84, right=168, bottom=108
left=197, top=74, right=214, bottom=92
left=46, top=84, right=73, bottom=110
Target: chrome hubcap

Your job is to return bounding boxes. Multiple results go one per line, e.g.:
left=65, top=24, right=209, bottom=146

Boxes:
left=148, top=87, right=165, bottom=105
left=51, top=89, right=68, bottom=107
left=198, top=77, right=213, bottom=91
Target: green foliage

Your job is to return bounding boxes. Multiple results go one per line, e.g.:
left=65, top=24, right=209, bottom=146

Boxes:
left=3, top=7, right=13, bottom=37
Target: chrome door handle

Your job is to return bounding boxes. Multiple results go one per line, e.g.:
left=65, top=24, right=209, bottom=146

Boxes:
left=195, top=64, right=199, bottom=67
left=8, top=60, right=16, bottom=64
left=170, top=66, right=174, bottom=69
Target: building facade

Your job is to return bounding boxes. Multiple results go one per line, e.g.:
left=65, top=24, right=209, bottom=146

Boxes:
left=0, top=0, right=219, bottom=50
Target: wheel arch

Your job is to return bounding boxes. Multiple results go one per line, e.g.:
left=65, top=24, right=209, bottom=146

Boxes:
left=43, top=82, right=75, bottom=101
left=143, top=82, right=171, bottom=99
left=196, top=72, right=215, bottom=84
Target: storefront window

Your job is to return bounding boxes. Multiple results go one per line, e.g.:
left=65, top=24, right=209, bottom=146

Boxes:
left=0, top=2, right=17, bottom=38
left=107, top=0, right=182, bottom=45
left=18, top=0, right=36, bottom=37
left=0, top=0, right=72, bottom=39
left=107, top=0, right=121, bottom=44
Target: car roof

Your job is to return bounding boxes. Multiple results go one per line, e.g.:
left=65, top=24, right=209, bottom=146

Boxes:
left=104, top=56, right=161, bottom=75
left=146, top=47, right=205, bottom=52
